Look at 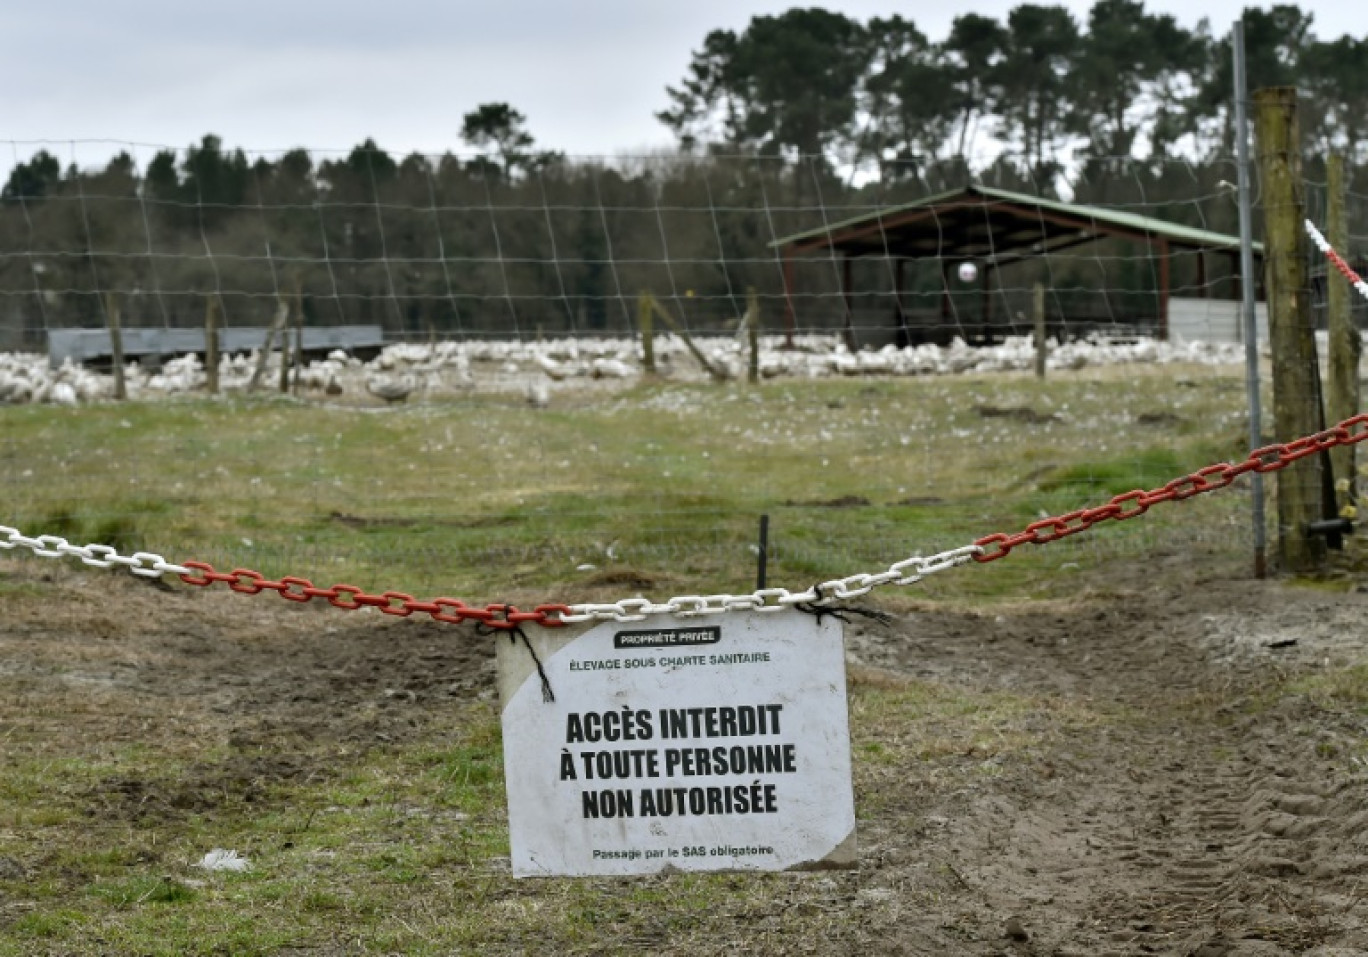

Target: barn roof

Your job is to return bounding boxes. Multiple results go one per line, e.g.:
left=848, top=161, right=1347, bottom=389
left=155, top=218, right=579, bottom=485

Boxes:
left=771, top=183, right=1262, bottom=265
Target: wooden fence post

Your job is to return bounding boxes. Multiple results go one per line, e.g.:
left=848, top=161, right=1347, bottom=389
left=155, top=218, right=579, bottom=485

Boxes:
left=638, top=292, right=655, bottom=374
left=204, top=295, right=220, bottom=395
left=1326, top=152, right=1361, bottom=511
left=1032, top=283, right=1046, bottom=379
left=250, top=299, right=288, bottom=392
left=291, top=283, right=304, bottom=396
left=1254, top=86, right=1326, bottom=571
left=747, top=288, right=760, bottom=385
left=278, top=293, right=292, bottom=394
left=649, top=294, right=725, bottom=381
left=104, top=291, right=126, bottom=401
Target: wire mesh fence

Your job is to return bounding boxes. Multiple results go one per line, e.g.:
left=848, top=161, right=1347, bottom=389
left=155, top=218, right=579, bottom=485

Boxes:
left=1, top=144, right=1258, bottom=350
left=0, top=143, right=1340, bottom=603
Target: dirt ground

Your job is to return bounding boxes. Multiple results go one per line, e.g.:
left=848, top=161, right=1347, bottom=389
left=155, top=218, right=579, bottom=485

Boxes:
left=5, top=552, right=1368, bottom=955
left=844, top=563, right=1368, bottom=957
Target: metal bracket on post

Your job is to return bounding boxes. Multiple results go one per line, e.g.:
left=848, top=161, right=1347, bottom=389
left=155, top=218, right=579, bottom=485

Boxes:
left=1306, top=518, right=1353, bottom=550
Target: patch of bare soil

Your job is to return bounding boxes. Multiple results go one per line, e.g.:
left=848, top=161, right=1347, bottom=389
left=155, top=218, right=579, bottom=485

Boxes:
left=5, top=554, right=1368, bottom=955
left=975, top=404, right=1062, bottom=424
left=842, top=564, right=1368, bottom=956
left=0, top=563, right=496, bottom=824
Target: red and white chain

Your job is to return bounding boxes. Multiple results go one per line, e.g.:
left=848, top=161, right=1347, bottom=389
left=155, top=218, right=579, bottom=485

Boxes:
left=1306, top=218, right=1368, bottom=302
left=0, top=521, right=980, bottom=627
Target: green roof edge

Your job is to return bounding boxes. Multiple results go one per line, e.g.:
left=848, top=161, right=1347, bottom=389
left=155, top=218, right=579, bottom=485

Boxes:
left=768, top=183, right=1264, bottom=254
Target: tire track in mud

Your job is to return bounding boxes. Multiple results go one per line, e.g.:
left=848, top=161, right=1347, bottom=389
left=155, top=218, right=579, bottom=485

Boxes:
left=1084, top=585, right=1368, bottom=957
left=854, top=578, right=1368, bottom=956
left=1078, top=718, right=1368, bottom=956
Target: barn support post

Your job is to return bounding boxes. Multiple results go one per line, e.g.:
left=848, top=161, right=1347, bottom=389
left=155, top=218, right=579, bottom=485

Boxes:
left=981, top=263, right=993, bottom=340
left=940, top=261, right=951, bottom=340
left=1255, top=84, right=1327, bottom=572
left=1158, top=238, right=1171, bottom=340
left=1033, top=282, right=1047, bottom=379
left=782, top=250, right=796, bottom=349
left=894, top=257, right=908, bottom=347
left=841, top=255, right=856, bottom=352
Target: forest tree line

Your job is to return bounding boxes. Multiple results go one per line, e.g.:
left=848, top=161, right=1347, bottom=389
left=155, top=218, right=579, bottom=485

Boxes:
left=1, top=2, right=1363, bottom=349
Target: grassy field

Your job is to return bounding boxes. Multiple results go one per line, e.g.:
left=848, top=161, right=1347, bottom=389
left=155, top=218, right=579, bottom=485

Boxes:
left=2, top=363, right=1310, bottom=956
left=1, top=364, right=1256, bottom=606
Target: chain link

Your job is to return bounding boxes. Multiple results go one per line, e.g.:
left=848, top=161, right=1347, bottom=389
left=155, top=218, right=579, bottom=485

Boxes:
left=557, top=544, right=985, bottom=623
left=1306, top=219, right=1368, bottom=303
left=8, top=409, right=1368, bottom=628
left=173, top=561, right=572, bottom=631
left=972, top=412, right=1368, bottom=562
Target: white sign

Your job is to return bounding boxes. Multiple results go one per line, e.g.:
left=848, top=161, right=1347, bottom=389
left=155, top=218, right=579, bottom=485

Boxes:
left=497, top=610, right=856, bottom=877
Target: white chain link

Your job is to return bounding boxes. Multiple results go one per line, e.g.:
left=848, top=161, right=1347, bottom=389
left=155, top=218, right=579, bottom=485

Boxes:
left=560, top=544, right=984, bottom=623
left=2, top=522, right=982, bottom=620
left=0, top=525, right=191, bottom=578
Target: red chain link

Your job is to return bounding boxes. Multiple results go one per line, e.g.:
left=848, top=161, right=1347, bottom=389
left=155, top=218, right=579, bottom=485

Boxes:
left=177, top=561, right=570, bottom=630
left=973, top=412, right=1368, bottom=562
left=1319, top=234, right=1366, bottom=287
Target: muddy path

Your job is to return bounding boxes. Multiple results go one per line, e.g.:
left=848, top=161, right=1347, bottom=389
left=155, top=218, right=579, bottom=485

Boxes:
left=4, top=556, right=1368, bottom=955
left=843, top=569, right=1368, bottom=956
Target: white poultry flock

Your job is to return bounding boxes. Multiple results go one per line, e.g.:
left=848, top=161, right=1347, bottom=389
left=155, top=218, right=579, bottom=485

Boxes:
left=0, top=354, right=106, bottom=405
left=0, top=333, right=1255, bottom=406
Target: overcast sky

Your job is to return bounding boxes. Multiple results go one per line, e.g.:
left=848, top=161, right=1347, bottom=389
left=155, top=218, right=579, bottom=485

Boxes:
left=4, top=1, right=1363, bottom=173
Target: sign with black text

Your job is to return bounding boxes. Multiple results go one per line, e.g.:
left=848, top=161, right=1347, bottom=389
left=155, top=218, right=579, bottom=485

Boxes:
left=497, top=610, right=856, bottom=877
